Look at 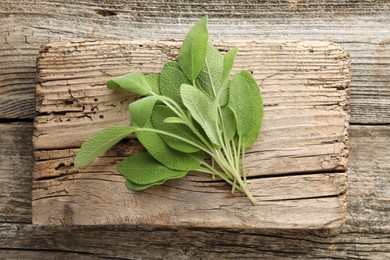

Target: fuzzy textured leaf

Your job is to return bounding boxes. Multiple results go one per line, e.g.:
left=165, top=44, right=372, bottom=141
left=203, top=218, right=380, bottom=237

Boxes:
left=160, top=61, right=191, bottom=107
left=152, top=105, right=201, bottom=153
left=228, top=72, right=255, bottom=137
left=220, top=105, right=236, bottom=142
left=180, top=84, right=220, bottom=146
left=197, top=42, right=224, bottom=98
left=128, top=96, right=161, bottom=127
left=118, top=152, right=187, bottom=185
left=74, top=126, right=135, bottom=167
left=222, top=47, right=238, bottom=83
left=178, top=16, right=209, bottom=80
left=124, top=179, right=166, bottom=191
left=217, top=80, right=230, bottom=106
left=107, top=72, right=153, bottom=96
left=136, top=120, right=204, bottom=171
left=240, top=71, right=264, bottom=148
left=145, top=73, right=160, bottom=95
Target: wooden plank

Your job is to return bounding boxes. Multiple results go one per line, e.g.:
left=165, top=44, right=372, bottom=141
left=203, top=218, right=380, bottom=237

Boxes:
left=0, top=250, right=101, bottom=259
left=31, top=40, right=349, bottom=227
left=33, top=171, right=347, bottom=228
left=0, top=1, right=389, bottom=124
left=0, top=125, right=389, bottom=258
left=0, top=123, right=33, bottom=224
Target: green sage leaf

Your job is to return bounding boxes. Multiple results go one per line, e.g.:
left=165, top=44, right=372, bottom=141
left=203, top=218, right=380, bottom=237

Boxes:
left=160, top=61, right=191, bottom=107
left=180, top=83, right=220, bottom=146
left=152, top=105, right=201, bottom=153
left=118, top=152, right=187, bottom=185
left=136, top=120, right=204, bottom=171
left=221, top=47, right=238, bottom=83
left=178, top=16, right=209, bottom=80
left=107, top=72, right=154, bottom=96
left=229, top=71, right=263, bottom=148
left=197, top=42, right=223, bottom=98
left=240, top=71, right=264, bottom=148
left=74, top=126, right=135, bottom=167
left=217, top=80, right=230, bottom=107
left=228, top=72, right=254, bottom=136
left=220, top=105, right=236, bottom=142
left=124, top=179, right=166, bottom=191
left=128, top=96, right=161, bottom=127
left=145, top=73, right=160, bottom=95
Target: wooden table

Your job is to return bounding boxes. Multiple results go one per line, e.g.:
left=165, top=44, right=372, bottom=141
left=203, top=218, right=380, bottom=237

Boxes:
left=1, top=1, right=389, bottom=258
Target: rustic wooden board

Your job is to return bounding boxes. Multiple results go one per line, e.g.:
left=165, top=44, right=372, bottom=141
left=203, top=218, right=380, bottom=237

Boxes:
left=32, top=40, right=350, bottom=228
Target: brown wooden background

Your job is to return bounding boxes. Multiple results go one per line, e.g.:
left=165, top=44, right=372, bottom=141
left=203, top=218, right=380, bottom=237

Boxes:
left=1, top=1, right=389, bottom=258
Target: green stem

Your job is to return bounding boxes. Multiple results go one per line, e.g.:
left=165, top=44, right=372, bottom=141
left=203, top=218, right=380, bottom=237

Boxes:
left=231, top=138, right=239, bottom=170
left=212, top=149, right=234, bottom=180
left=212, top=148, right=256, bottom=205
left=152, top=94, right=185, bottom=119
left=185, top=121, right=215, bottom=152
left=217, top=106, right=234, bottom=164
left=197, top=166, right=245, bottom=193
left=215, top=106, right=239, bottom=193
left=231, top=136, right=243, bottom=193
left=231, top=179, right=237, bottom=193
left=242, top=145, right=247, bottom=185
left=237, top=136, right=242, bottom=172
left=211, top=157, right=215, bottom=179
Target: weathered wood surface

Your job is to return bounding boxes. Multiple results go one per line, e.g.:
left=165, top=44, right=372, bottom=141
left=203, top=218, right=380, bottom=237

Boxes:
left=1, top=0, right=389, bottom=258
left=1, top=124, right=390, bottom=258
left=0, top=250, right=101, bottom=260
left=0, top=1, right=389, bottom=124
left=0, top=123, right=33, bottom=224
left=32, top=40, right=350, bottom=227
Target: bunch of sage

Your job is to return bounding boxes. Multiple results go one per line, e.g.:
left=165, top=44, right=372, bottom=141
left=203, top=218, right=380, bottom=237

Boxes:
left=74, top=16, right=263, bottom=204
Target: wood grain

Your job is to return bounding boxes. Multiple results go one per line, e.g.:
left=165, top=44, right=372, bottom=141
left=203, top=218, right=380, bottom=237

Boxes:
left=0, top=123, right=33, bottom=224
left=32, top=40, right=350, bottom=227
left=0, top=125, right=389, bottom=258
left=0, top=250, right=101, bottom=260
left=0, top=0, right=389, bottom=123
left=1, top=0, right=389, bottom=258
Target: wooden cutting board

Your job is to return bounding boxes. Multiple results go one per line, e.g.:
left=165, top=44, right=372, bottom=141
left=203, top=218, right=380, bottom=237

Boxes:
left=32, top=40, right=350, bottom=228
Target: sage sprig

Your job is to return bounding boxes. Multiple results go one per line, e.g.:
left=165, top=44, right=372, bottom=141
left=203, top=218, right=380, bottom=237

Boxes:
left=74, top=16, right=263, bottom=204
